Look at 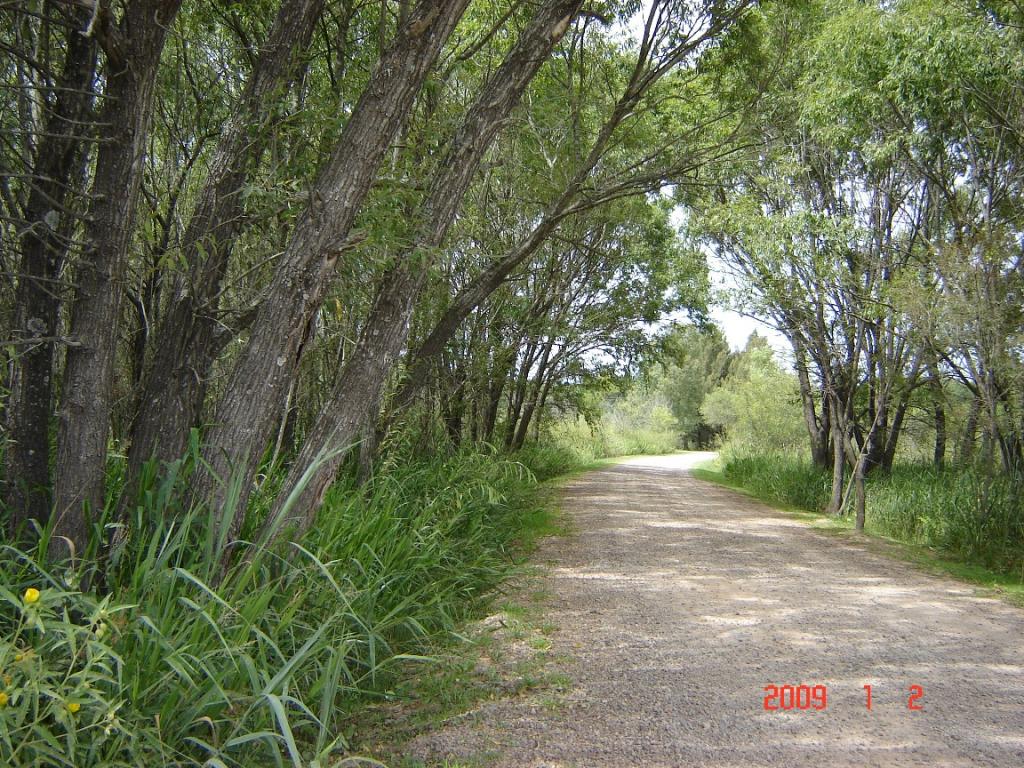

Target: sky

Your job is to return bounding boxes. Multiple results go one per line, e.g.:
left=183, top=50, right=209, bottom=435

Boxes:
left=706, top=255, right=790, bottom=356
left=711, top=304, right=787, bottom=353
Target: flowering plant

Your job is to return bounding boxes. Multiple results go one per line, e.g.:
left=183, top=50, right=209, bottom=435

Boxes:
left=0, top=582, right=132, bottom=766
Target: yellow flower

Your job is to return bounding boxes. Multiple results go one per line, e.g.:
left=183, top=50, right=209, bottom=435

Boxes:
left=0, top=692, right=8, bottom=707
left=23, top=588, right=40, bottom=604
left=13, top=653, right=23, bottom=663
left=67, top=702, right=80, bottom=714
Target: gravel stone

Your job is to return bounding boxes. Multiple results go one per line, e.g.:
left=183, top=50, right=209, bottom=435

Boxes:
left=407, top=453, right=1024, bottom=767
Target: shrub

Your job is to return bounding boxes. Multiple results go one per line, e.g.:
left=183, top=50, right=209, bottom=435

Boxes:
left=540, top=388, right=680, bottom=467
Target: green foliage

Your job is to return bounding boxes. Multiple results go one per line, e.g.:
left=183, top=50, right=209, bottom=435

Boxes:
left=721, top=451, right=1024, bottom=576
left=868, top=466, right=1024, bottom=573
left=540, top=381, right=680, bottom=465
left=512, top=440, right=593, bottom=481
left=0, top=587, right=134, bottom=766
left=721, top=451, right=832, bottom=513
left=601, top=387, right=680, bottom=456
left=701, top=337, right=806, bottom=453
left=657, top=324, right=732, bottom=447
left=0, top=447, right=551, bottom=767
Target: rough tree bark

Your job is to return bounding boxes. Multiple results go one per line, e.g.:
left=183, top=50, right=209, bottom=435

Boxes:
left=193, top=0, right=474, bottom=538
left=828, top=406, right=846, bottom=515
left=4, top=10, right=97, bottom=538
left=53, top=0, right=183, bottom=556
left=124, top=0, right=329, bottom=497
left=260, top=0, right=585, bottom=541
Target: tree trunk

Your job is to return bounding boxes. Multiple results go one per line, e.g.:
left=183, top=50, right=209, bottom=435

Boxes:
left=958, top=394, right=980, bottom=465
left=878, top=393, right=909, bottom=472
left=257, top=0, right=584, bottom=542
left=482, top=353, right=512, bottom=443
left=863, top=374, right=889, bottom=473
left=933, top=398, right=947, bottom=468
left=4, top=16, right=97, bottom=538
left=827, top=399, right=846, bottom=515
left=53, top=0, right=183, bottom=556
left=853, top=455, right=866, bottom=532
left=125, top=0, right=329, bottom=489
left=513, top=340, right=555, bottom=449
left=260, top=263, right=422, bottom=542
left=356, top=417, right=378, bottom=485
left=505, top=340, right=537, bottom=448
left=193, top=0, right=473, bottom=538
left=388, top=47, right=665, bottom=412
left=792, top=337, right=829, bottom=467
left=534, top=374, right=555, bottom=442
left=444, top=383, right=465, bottom=447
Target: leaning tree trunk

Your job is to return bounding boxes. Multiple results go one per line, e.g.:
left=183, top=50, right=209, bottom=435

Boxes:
left=879, top=394, right=911, bottom=472
left=389, top=85, right=654, bottom=411
left=852, top=452, right=867, bottom=532
left=53, top=0, right=183, bottom=557
left=125, top=0, right=329, bottom=494
left=505, top=338, right=538, bottom=449
left=482, top=348, right=515, bottom=442
left=512, top=340, right=556, bottom=449
left=4, top=14, right=97, bottom=538
left=193, top=0, right=474, bottom=540
left=384, top=1, right=754, bottom=409
left=260, top=0, right=584, bottom=541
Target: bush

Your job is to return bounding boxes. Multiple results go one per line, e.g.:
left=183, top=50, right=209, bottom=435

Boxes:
left=701, top=345, right=806, bottom=453
left=0, top=447, right=549, bottom=767
left=602, top=389, right=679, bottom=456
left=512, top=441, right=588, bottom=481
left=539, top=387, right=680, bottom=467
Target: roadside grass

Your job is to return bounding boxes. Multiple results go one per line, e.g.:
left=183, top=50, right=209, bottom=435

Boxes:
left=342, top=449, right=592, bottom=765
left=0, top=441, right=577, bottom=767
left=693, top=455, right=1024, bottom=608
left=2, top=440, right=683, bottom=767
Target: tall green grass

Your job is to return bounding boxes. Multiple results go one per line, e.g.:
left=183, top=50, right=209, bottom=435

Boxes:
left=0, top=444, right=553, bottom=767
left=868, top=465, right=1024, bottom=573
left=720, top=451, right=1024, bottom=575
left=721, top=452, right=832, bottom=513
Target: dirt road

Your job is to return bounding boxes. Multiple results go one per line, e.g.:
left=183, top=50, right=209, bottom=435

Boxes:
left=408, top=453, right=1024, bottom=767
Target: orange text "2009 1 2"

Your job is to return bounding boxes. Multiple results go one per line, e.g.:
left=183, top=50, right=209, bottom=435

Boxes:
left=762, top=684, right=924, bottom=711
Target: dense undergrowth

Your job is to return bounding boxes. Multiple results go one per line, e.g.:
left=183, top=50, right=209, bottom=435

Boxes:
left=0, top=444, right=564, bottom=767
left=540, top=410, right=678, bottom=469
left=719, top=451, right=1024, bottom=576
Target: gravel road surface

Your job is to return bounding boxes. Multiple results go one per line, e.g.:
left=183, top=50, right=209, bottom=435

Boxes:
left=407, top=453, right=1024, bottom=767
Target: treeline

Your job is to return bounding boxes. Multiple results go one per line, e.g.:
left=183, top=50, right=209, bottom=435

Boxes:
left=1, top=0, right=751, bottom=557
left=1, top=3, right=755, bottom=764
left=682, top=0, right=1024, bottom=527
